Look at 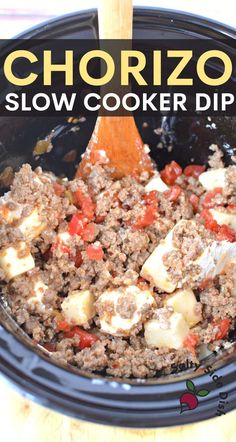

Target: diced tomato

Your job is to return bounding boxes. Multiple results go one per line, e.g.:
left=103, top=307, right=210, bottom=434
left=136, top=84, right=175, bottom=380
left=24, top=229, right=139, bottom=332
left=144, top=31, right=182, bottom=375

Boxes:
left=61, top=244, right=71, bottom=254
left=216, top=224, right=236, bottom=242
left=71, top=250, right=83, bottom=268
left=184, top=164, right=206, bottom=178
left=164, top=184, right=182, bottom=202
left=199, top=278, right=214, bottom=291
left=74, top=189, right=95, bottom=220
left=51, top=240, right=71, bottom=255
left=183, top=334, right=199, bottom=353
left=86, top=244, right=104, bottom=260
left=203, top=188, right=223, bottom=209
left=160, top=161, right=182, bottom=185
left=111, top=362, right=119, bottom=369
left=53, top=182, right=64, bottom=196
left=201, top=209, right=236, bottom=242
left=64, top=326, right=99, bottom=349
left=133, top=191, right=158, bottom=230
left=68, top=212, right=87, bottom=236
left=81, top=223, right=96, bottom=242
left=143, top=191, right=158, bottom=205
left=213, top=319, right=231, bottom=340
left=189, top=194, right=199, bottom=213
left=57, top=320, right=71, bottom=332
left=200, top=209, right=219, bottom=232
left=43, top=342, right=57, bottom=352
left=132, top=204, right=157, bottom=229
left=229, top=204, right=236, bottom=209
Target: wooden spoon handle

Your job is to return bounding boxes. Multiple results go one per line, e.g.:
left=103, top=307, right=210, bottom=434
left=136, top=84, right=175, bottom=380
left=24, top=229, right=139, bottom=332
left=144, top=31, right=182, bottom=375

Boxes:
left=98, top=0, right=133, bottom=39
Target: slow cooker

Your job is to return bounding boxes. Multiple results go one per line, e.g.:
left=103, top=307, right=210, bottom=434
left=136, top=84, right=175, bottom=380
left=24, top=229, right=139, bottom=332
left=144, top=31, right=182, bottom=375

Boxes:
left=0, top=7, right=236, bottom=428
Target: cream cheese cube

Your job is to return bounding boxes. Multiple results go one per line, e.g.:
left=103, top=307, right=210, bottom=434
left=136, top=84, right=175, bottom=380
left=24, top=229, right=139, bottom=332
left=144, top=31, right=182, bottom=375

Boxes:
left=98, top=285, right=154, bottom=336
left=28, top=279, right=48, bottom=307
left=164, top=289, right=202, bottom=328
left=144, top=312, right=190, bottom=349
left=0, top=198, right=22, bottom=223
left=145, top=174, right=168, bottom=193
left=210, top=208, right=236, bottom=230
left=140, top=224, right=177, bottom=293
left=61, top=290, right=96, bottom=325
left=52, top=232, right=72, bottom=257
left=0, top=242, right=35, bottom=279
left=0, top=191, right=45, bottom=240
left=195, top=240, right=236, bottom=281
left=141, top=218, right=236, bottom=292
left=18, top=208, right=45, bottom=240
left=198, top=168, right=226, bottom=190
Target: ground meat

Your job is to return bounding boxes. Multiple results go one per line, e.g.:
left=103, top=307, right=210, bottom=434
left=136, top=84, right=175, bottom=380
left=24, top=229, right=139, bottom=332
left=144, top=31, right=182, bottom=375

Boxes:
left=75, top=340, right=108, bottom=371
left=52, top=338, right=77, bottom=364
left=226, top=166, right=236, bottom=196
left=116, top=294, right=137, bottom=319
left=106, top=344, right=197, bottom=378
left=0, top=151, right=235, bottom=379
left=162, top=219, right=213, bottom=287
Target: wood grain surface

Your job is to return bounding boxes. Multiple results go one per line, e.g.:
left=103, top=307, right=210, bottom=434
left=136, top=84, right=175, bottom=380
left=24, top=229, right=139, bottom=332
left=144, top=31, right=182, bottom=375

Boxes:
left=0, top=380, right=235, bottom=442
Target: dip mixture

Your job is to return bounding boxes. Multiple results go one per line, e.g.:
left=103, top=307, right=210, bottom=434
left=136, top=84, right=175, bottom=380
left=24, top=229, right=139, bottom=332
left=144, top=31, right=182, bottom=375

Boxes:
left=0, top=144, right=236, bottom=378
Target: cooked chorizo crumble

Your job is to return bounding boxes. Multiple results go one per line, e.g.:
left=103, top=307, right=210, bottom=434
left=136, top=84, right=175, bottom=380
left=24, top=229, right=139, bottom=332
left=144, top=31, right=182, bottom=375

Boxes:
left=0, top=144, right=236, bottom=378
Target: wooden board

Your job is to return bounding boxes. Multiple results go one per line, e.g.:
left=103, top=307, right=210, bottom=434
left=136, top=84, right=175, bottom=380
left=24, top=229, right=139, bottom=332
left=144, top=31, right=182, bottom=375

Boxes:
left=0, top=381, right=235, bottom=442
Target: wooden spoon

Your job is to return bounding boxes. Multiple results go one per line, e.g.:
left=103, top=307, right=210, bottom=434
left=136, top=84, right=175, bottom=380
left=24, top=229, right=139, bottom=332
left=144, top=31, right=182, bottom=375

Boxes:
left=76, top=0, right=154, bottom=179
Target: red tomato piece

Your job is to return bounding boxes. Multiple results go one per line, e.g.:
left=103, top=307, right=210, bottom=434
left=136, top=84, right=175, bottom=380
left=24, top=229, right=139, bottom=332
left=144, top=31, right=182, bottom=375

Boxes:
left=201, top=209, right=236, bottom=241
left=74, top=189, right=95, bottom=220
left=53, top=182, right=64, bottom=196
left=216, top=224, right=236, bottom=242
left=189, top=194, right=199, bottom=213
left=203, top=188, right=223, bottom=209
left=81, top=223, right=96, bottom=242
left=57, top=320, right=71, bottom=332
left=51, top=240, right=71, bottom=255
left=132, top=204, right=157, bottom=229
left=183, top=334, right=199, bottom=353
left=200, top=209, right=219, bottom=232
left=164, top=184, right=182, bottom=202
left=143, top=190, right=158, bottom=205
left=184, top=165, right=206, bottom=178
left=213, top=319, right=231, bottom=340
left=160, top=161, right=182, bottom=185
left=86, top=244, right=104, bottom=260
left=64, top=326, right=99, bottom=349
left=71, top=250, right=83, bottom=268
left=199, top=278, right=214, bottom=291
left=68, top=212, right=87, bottom=236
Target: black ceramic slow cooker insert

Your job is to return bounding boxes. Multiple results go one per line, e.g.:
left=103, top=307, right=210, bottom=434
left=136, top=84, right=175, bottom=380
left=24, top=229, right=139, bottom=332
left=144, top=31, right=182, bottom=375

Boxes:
left=0, top=7, right=236, bottom=428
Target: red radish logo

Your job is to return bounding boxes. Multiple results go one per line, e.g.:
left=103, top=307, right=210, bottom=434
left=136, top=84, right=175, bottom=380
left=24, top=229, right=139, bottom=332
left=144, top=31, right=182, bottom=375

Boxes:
left=179, top=380, right=210, bottom=413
